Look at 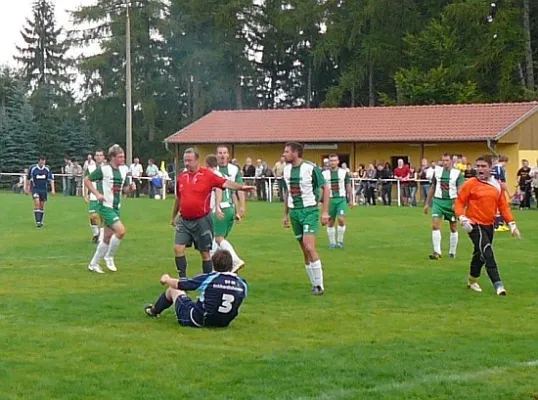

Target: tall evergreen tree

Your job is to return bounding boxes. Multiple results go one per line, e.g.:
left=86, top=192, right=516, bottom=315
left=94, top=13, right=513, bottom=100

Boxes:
left=15, top=0, right=71, bottom=92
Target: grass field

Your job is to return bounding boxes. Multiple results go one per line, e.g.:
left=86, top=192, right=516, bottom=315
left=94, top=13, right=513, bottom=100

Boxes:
left=1, top=193, right=538, bottom=400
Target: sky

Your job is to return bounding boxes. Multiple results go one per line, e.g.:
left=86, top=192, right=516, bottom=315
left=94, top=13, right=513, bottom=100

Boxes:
left=0, top=0, right=96, bottom=67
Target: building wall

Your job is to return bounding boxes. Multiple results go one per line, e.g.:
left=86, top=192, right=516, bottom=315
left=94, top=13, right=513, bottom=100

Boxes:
left=519, top=150, right=538, bottom=167
left=498, top=111, right=538, bottom=150
left=181, top=141, right=520, bottom=189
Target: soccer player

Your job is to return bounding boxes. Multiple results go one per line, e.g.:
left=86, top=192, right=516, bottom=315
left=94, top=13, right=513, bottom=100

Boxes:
left=144, top=249, right=247, bottom=327
left=282, top=142, right=330, bottom=295
left=26, top=156, right=55, bottom=227
left=172, top=148, right=255, bottom=279
left=424, top=153, right=465, bottom=260
left=84, top=144, right=133, bottom=274
left=84, top=150, right=105, bottom=243
left=492, top=155, right=510, bottom=232
left=455, top=155, right=520, bottom=295
left=322, top=154, right=354, bottom=248
left=214, top=145, right=246, bottom=272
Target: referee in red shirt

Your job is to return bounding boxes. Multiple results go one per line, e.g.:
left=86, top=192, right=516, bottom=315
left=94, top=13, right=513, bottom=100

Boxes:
left=172, top=148, right=255, bottom=278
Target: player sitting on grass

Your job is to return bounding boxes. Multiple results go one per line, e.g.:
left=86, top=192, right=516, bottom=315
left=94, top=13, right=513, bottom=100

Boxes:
left=144, top=250, right=248, bottom=328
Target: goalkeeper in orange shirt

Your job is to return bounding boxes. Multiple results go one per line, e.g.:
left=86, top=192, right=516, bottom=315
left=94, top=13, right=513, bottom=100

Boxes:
left=454, top=155, right=521, bottom=296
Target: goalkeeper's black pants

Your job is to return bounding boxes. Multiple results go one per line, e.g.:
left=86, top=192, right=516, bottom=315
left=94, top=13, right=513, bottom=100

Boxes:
left=468, top=224, right=501, bottom=284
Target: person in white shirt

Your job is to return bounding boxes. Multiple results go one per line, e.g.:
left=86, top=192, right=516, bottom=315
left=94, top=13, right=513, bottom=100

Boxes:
left=83, top=154, right=95, bottom=171
left=146, top=159, right=159, bottom=199
left=130, top=157, right=144, bottom=198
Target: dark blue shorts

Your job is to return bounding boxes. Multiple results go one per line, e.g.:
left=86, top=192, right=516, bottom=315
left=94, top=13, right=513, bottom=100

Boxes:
left=174, top=295, right=202, bottom=328
left=32, top=190, right=47, bottom=202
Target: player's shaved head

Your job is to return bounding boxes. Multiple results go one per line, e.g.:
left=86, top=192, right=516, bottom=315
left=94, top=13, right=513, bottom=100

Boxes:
left=212, top=249, right=233, bottom=272
left=328, top=154, right=339, bottom=170
left=205, top=154, right=218, bottom=168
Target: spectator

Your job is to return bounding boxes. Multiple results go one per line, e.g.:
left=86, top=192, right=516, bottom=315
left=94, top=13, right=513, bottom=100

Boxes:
left=13, top=169, right=28, bottom=194
left=63, top=157, right=73, bottom=196
left=377, top=163, right=393, bottom=206
left=72, top=159, right=83, bottom=196
left=517, top=159, right=533, bottom=209
left=231, top=158, right=239, bottom=167
left=83, top=153, right=94, bottom=171
left=146, top=159, right=159, bottom=199
left=322, top=158, right=330, bottom=171
left=408, top=165, right=418, bottom=207
left=532, top=158, right=538, bottom=208
left=255, top=159, right=267, bottom=201
left=464, top=163, right=476, bottom=179
left=365, top=164, right=377, bottom=205
left=341, top=162, right=350, bottom=174
left=393, top=159, right=410, bottom=205
left=355, top=164, right=366, bottom=205
left=242, top=157, right=256, bottom=199
left=273, top=155, right=286, bottom=201
left=418, top=158, right=430, bottom=205
left=130, top=157, right=143, bottom=198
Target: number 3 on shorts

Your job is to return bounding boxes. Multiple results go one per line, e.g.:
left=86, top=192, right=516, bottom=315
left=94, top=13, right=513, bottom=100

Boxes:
left=218, top=294, right=235, bottom=313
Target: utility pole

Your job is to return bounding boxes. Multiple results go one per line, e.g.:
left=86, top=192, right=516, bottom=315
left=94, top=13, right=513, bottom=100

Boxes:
left=125, top=0, right=133, bottom=165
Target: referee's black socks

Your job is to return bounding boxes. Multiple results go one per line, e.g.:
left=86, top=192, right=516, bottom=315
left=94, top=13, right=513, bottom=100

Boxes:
left=202, top=260, right=213, bottom=274
left=175, top=256, right=187, bottom=279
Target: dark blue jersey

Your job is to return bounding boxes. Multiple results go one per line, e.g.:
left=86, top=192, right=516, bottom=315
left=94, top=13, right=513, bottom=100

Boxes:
left=178, top=272, right=248, bottom=327
left=491, top=164, right=506, bottom=183
left=28, top=165, right=53, bottom=192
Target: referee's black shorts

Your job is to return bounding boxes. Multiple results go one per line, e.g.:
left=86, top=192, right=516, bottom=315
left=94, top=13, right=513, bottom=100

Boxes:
left=174, top=214, right=214, bottom=252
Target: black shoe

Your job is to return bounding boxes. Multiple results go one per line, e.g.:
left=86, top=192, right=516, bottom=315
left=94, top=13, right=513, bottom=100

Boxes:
left=92, top=235, right=99, bottom=244
left=429, top=252, right=441, bottom=260
left=144, top=303, right=159, bottom=318
left=311, top=286, right=324, bottom=296
left=449, top=253, right=455, bottom=259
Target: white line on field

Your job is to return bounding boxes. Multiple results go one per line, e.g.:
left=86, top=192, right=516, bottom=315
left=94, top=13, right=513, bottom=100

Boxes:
left=294, top=360, right=538, bottom=400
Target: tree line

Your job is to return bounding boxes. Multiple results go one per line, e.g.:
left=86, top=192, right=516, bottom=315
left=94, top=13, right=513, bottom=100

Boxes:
left=0, top=0, right=536, bottom=173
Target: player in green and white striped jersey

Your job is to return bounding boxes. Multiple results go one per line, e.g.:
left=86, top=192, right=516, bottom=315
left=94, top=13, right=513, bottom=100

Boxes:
left=84, top=144, right=135, bottom=274
left=282, top=142, right=330, bottom=295
left=215, top=145, right=246, bottom=272
left=321, top=154, right=355, bottom=248
left=205, top=152, right=245, bottom=273
left=84, top=150, right=105, bottom=243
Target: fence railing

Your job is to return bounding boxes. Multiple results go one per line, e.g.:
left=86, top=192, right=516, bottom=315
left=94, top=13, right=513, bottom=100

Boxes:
left=1, top=172, right=435, bottom=207
left=0, top=173, right=173, bottom=200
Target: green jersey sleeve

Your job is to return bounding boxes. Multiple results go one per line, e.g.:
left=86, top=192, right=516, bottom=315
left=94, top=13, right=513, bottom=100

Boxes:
left=312, top=166, right=326, bottom=190
left=456, top=173, right=465, bottom=187
left=235, top=169, right=243, bottom=184
left=88, top=167, right=103, bottom=182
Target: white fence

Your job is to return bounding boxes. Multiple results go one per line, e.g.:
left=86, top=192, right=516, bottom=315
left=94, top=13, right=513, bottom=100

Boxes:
left=0, top=173, right=173, bottom=200
left=1, top=172, right=432, bottom=207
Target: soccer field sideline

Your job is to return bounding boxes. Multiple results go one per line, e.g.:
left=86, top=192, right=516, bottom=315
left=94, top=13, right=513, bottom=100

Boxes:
left=1, top=194, right=538, bottom=399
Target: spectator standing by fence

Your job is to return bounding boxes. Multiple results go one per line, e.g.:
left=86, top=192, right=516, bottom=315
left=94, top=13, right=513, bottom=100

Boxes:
left=274, top=156, right=286, bottom=201
left=255, top=159, right=267, bottom=201
left=72, top=160, right=83, bottom=196
left=242, top=158, right=255, bottom=200
left=517, top=159, right=533, bottom=209
left=146, top=159, right=159, bottom=199
left=532, top=159, right=538, bottom=208
left=63, top=157, right=73, bottom=196
left=130, top=157, right=143, bottom=198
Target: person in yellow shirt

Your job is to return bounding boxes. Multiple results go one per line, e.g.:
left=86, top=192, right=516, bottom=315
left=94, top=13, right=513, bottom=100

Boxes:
left=455, top=155, right=467, bottom=174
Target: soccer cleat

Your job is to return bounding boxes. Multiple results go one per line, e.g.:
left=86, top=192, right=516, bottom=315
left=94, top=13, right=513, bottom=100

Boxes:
left=92, top=235, right=99, bottom=244
left=88, top=263, right=105, bottom=274
left=104, top=257, right=117, bottom=272
left=144, top=304, right=159, bottom=318
left=36, top=222, right=42, bottom=228
left=495, top=284, right=507, bottom=296
left=449, top=253, right=455, bottom=259
left=467, top=279, right=482, bottom=292
left=311, top=286, right=324, bottom=296
left=232, top=259, right=245, bottom=273
left=337, top=242, right=344, bottom=248
left=429, top=252, right=442, bottom=260
left=329, top=243, right=337, bottom=249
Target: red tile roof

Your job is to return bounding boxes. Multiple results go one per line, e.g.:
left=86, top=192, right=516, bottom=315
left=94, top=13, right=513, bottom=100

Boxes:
left=165, top=102, right=538, bottom=144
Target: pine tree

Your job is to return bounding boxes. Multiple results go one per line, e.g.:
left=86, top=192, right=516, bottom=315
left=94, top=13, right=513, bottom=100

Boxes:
left=15, top=0, right=71, bottom=92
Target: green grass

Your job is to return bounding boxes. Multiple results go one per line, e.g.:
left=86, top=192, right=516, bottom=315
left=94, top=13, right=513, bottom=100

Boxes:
left=1, top=193, right=538, bottom=400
